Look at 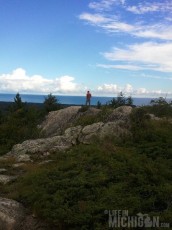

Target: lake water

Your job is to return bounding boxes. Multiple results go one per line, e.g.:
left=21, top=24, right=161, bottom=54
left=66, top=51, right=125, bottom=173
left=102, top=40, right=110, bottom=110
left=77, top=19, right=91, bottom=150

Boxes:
left=0, top=93, right=158, bottom=106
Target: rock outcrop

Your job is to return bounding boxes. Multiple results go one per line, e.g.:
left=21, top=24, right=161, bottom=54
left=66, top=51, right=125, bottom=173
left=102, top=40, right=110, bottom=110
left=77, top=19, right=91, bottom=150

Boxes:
left=40, top=106, right=101, bottom=137
left=0, top=175, right=17, bottom=185
left=3, top=106, right=133, bottom=162
left=0, top=198, right=51, bottom=230
left=7, top=124, right=130, bottom=161
left=106, top=105, right=132, bottom=122
left=7, top=135, right=72, bottom=160
left=40, top=106, right=82, bottom=137
left=0, top=198, right=25, bottom=230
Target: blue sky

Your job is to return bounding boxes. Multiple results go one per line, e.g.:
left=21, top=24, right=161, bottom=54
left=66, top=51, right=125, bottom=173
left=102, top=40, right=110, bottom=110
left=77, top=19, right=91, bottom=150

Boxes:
left=0, top=0, right=172, bottom=97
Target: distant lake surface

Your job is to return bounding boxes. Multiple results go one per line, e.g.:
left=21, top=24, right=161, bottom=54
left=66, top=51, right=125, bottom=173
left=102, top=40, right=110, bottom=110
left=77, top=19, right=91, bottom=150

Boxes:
left=0, top=93, right=162, bottom=106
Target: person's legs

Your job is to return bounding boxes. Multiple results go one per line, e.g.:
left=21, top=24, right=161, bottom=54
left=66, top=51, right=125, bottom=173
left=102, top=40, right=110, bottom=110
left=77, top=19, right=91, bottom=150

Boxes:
left=86, top=99, right=91, bottom=106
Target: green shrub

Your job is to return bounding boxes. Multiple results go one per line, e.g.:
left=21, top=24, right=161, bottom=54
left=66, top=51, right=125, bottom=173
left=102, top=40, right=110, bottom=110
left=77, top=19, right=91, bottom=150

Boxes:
left=96, top=101, right=102, bottom=109
left=78, top=105, right=90, bottom=113
left=10, top=141, right=172, bottom=229
left=108, top=92, right=133, bottom=108
left=0, top=104, right=44, bottom=155
left=43, top=93, right=61, bottom=112
left=129, top=107, right=172, bottom=159
left=144, top=97, right=172, bottom=118
left=75, top=106, right=112, bottom=126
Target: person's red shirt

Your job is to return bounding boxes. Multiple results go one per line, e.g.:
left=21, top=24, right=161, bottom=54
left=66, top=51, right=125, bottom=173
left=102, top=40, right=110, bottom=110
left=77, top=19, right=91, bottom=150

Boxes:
left=86, top=91, right=91, bottom=99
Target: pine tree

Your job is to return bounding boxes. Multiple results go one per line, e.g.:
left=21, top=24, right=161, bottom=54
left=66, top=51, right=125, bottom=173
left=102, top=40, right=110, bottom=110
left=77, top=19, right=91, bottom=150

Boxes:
left=13, top=93, right=24, bottom=110
left=43, top=93, right=60, bottom=112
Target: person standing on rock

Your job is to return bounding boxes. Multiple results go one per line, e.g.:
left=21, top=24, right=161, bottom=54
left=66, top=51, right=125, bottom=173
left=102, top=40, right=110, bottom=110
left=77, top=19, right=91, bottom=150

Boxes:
left=86, top=91, right=92, bottom=106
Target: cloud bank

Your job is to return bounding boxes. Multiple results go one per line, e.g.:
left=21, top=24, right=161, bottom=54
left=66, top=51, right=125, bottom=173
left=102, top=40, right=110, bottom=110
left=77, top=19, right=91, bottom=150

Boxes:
left=0, top=68, right=171, bottom=97
left=96, top=83, right=171, bottom=97
left=0, top=68, right=82, bottom=94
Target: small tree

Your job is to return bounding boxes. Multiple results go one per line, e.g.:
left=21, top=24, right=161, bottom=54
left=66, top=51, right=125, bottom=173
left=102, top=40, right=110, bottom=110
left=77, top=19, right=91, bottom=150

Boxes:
left=149, top=97, right=172, bottom=117
left=150, top=97, right=168, bottom=106
left=13, top=93, right=24, bottom=110
left=96, top=101, right=102, bottom=109
left=43, top=93, right=60, bottom=112
left=126, top=96, right=133, bottom=106
left=109, top=92, right=133, bottom=108
left=0, top=110, right=3, bottom=124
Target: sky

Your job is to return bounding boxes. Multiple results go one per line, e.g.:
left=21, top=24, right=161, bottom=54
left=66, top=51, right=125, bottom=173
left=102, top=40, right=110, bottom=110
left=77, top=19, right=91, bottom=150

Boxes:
left=0, top=0, right=172, bottom=97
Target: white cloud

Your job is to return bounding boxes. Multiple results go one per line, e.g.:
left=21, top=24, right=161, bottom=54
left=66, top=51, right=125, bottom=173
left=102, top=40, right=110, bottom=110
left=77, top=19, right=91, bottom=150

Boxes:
left=97, top=64, right=145, bottom=71
left=79, top=0, right=172, bottom=41
left=0, top=68, right=82, bottom=94
left=141, top=74, right=172, bottom=81
left=79, top=13, right=111, bottom=24
left=102, top=20, right=135, bottom=33
left=102, top=42, right=172, bottom=72
left=97, top=83, right=119, bottom=93
left=135, top=25, right=172, bottom=40
left=165, top=17, right=172, bottom=22
left=127, top=5, right=159, bottom=14
left=96, top=83, right=133, bottom=95
left=126, top=1, right=172, bottom=14
left=133, top=88, right=171, bottom=97
left=87, top=0, right=172, bottom=15
left=89, top=0, right=125, bottom=12
left=80, top=12, right=159, bottom=40
left=54, top=76, right=79, bottom=93
left=97, top=83, right=134, bottom=95
left=79, top=12, right=172, bottom=41
left=124, top=83, right=133, bottom=93
left=96, top=83, right=172, bottom=97
left=79, top=12, right=136, bottom=32
left=136, top=88, right=147, bottom=94
left=89, top=0, right=116, bottom=11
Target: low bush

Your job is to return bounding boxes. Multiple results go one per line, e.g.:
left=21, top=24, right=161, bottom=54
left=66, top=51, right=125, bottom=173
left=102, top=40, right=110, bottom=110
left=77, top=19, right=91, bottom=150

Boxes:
left=9, top=141, right=172, bottom=229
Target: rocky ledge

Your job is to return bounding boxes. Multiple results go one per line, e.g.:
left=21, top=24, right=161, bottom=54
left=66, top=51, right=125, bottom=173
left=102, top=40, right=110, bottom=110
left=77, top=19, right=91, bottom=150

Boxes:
left=3, top=106, right=132, bottom=163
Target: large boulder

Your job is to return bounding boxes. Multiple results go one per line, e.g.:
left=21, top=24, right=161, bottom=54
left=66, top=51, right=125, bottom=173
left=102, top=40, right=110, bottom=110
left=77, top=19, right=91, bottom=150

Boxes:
left=114, top=105, right=133, bottom=114
left=99, top=121, right=131, bottom=139
left=40, top=106, right=101, bottom=137
left=40, top=106, right=81, bottom=137
left=0, top=198, right=25, bottom=230
left=106, top=106, right=132, bottom=122
left=78, top=121, right=131, bottom=144
left=0, top=198, right=50, bottom=230
left=64, top=126, right=82, bottom=145
left=7, top=135, right=72, bottom=161
left=78, top=122, right=104, bottom=144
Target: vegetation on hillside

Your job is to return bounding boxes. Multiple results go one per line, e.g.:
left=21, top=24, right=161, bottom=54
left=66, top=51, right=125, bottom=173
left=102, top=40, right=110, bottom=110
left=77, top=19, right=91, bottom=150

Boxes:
left=108, top=92, right=133, bottom=108
left=7, top=139, right=172, bottom=229
left=145, top=97, right=172, bottom=118
left=0, top=94, right=172, bottom=229
left=0, top=93, right=61, bottom=155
